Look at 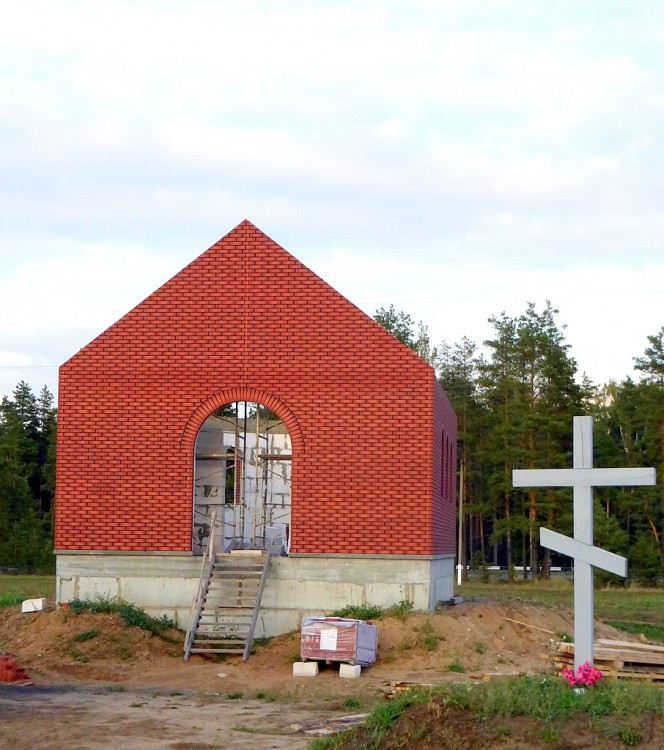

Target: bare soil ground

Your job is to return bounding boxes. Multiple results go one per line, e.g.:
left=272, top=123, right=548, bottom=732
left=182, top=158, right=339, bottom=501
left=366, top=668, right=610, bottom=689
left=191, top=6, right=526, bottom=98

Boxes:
left=0, top=599, right=648, bottom=749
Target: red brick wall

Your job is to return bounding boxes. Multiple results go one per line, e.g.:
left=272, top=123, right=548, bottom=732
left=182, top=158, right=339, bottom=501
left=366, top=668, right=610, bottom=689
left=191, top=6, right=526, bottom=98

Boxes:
left=55, top=221, right=457, bottom=556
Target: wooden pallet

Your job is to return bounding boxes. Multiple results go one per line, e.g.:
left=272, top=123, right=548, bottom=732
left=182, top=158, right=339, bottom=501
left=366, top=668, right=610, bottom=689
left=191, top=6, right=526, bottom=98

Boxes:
left=553, top=639, right=664, bottom=681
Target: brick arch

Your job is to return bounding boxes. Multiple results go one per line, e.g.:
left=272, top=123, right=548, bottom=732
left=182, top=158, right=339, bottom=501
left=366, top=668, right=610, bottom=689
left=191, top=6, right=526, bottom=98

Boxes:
left=180, top=387, right=305, bottom=455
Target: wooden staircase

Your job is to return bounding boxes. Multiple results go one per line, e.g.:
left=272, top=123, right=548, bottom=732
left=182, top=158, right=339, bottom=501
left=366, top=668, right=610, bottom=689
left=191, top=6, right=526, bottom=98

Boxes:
left=184, top=550, right=270, bottom=661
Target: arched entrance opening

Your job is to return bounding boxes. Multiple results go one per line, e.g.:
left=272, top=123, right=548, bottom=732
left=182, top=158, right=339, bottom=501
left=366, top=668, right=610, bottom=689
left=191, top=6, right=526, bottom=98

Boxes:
left=193, top=401, right=292, bottom=555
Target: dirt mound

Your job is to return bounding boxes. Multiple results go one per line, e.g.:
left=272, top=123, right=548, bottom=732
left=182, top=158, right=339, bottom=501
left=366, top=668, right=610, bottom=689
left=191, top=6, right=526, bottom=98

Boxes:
left=0, top=606, right=182, bottom=683
left=0, top=599, right=632, bottom=692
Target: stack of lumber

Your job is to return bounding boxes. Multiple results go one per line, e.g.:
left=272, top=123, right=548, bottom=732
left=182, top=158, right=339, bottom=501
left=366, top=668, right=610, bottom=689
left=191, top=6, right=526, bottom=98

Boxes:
left=554, top=639, right=664, bottom=680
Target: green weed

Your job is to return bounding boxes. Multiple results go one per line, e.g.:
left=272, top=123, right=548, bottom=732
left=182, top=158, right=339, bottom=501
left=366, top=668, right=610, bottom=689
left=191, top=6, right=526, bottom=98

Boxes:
left=330, top=599, right=413, bottom=621
left=411, top=619, right=443, bottom=651
left=72, top=628, right=100, bottom=643
left=64, top=645, right=88, bottom=663
left=330, top=604, right=385, bottom=620
left=620, top=726, right=643, bottom=746
left=255, top=690, right=278, bottom=701
left=385, top=600, right=414, bottom=618
left=538, top=725, right=560, bottom=743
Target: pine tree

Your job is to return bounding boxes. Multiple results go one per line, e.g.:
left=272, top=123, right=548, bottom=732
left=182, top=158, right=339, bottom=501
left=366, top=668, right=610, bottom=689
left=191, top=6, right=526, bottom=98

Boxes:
left=477, top=303, right=586, bottom=578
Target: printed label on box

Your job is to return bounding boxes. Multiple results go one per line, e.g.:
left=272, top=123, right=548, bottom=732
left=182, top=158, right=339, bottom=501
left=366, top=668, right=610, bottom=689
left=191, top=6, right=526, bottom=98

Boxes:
left=320, top=628, right=338, bottom=650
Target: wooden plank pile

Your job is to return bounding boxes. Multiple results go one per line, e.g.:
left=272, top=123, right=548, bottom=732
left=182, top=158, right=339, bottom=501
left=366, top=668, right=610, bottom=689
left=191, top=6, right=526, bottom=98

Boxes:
left=554, top=639, right=664, bottom=681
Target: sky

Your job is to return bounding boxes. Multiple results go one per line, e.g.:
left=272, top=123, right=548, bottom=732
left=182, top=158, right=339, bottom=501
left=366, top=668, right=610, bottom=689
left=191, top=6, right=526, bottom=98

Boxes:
left=1, top=1, right=663, bottom=401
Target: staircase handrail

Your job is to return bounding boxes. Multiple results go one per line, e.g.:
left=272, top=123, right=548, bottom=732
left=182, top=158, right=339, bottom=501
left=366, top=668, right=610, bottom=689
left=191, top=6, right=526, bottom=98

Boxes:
left=184, top=509, right=219, bottom=660
left=242, top=552, right=270, bottom=661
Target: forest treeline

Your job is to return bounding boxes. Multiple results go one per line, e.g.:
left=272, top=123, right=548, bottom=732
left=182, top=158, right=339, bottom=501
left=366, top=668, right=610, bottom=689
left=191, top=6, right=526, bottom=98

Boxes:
left=1, top=303, right=662, bottom=581
left=375, top=303, right=664, bottom=584
left=0, top=383, right=56, bottom=572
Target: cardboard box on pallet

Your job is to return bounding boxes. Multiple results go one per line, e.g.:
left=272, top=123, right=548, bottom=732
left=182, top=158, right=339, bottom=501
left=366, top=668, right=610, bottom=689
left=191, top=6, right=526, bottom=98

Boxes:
left=300, top=616, right=378, bottom=666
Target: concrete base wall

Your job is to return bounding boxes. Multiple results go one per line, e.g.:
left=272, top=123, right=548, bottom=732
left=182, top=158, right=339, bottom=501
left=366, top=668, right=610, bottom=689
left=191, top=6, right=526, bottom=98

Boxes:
left=56, top=553, right=455, bottom=637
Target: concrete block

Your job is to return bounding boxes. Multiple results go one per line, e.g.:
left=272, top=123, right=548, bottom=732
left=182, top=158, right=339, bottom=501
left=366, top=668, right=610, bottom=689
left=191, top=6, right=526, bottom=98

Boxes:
left=293, top=661, right=319, bottom=677
left=21, top=598, right=45, bottom=613
left=339, top=663, right=362, bottom=679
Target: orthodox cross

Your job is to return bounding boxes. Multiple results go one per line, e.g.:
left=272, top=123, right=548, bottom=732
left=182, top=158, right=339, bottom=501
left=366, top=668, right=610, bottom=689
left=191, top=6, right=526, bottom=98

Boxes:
left=513, top=416, right=656, bottom=669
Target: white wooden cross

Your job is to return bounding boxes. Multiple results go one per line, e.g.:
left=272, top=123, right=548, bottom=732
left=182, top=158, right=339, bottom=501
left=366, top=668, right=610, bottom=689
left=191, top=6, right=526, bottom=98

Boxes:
left=513, top=416, right=656, bottom=669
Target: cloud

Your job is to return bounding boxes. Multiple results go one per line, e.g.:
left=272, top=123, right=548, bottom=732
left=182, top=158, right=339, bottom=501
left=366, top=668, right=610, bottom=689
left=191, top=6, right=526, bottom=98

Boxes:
left=1, top=1, right=663, bottom=398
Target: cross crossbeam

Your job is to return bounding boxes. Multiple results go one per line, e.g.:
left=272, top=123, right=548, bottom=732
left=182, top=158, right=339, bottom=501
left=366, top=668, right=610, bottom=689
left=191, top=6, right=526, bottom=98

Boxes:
left=514, top=467, right=655, bottom=488
left=512, top=416, right=656, bottom=669
left=539, top=528, right=627, bottom=578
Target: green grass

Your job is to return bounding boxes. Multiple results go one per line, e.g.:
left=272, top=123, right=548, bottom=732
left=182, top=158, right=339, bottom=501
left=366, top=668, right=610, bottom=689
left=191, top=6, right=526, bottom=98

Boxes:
left=309, top=677, right=664, bottom=750
left=0, top=592, right=25, bottom=607
left=0, top=574, right=55, bottom=606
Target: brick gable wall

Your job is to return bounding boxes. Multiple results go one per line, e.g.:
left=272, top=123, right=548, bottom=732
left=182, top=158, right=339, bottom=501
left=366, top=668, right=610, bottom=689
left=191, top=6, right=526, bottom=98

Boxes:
left=55, top=221, right=457, bottom=556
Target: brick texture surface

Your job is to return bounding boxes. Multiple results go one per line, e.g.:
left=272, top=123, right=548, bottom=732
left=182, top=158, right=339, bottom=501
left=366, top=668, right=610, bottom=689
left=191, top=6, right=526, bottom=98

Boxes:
left=55, top=221, right=457, bottom=555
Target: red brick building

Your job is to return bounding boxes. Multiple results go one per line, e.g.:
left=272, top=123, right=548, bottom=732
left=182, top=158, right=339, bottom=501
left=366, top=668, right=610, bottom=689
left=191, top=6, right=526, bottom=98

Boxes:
left=55, top=221, right=457, bottom=631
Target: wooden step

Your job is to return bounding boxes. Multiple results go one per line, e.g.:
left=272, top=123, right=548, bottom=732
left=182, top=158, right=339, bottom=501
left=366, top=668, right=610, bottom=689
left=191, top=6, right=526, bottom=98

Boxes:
left=197, top=624, right=251, bottom=631
left=205, top=596, right=258, bottom=604
left=194, top=635, right=247, bottom=643
left=189, top=647, right=245, bottom=655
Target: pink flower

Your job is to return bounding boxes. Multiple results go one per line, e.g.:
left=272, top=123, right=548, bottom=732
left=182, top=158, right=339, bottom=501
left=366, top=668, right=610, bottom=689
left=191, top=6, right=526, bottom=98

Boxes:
left=562, top=661, right=603, bottom=687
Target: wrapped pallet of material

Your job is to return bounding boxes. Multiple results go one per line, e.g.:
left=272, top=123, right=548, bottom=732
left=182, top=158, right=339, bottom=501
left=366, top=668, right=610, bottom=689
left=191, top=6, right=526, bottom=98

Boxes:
left=300, top=616, right=378, bottom=666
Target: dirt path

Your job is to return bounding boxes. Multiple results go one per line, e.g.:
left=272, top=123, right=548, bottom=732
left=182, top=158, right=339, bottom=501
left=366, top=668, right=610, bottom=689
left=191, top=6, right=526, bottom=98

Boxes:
left=0, top=685, right=321, bottom=750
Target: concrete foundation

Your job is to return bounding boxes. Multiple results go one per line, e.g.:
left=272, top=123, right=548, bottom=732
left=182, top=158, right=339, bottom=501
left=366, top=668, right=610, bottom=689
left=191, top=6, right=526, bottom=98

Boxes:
left=293, top=661, right=319, bottom=677
left=339, top=663, right=362, bottom=679
left=55, top=552, right=455, bottom=636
